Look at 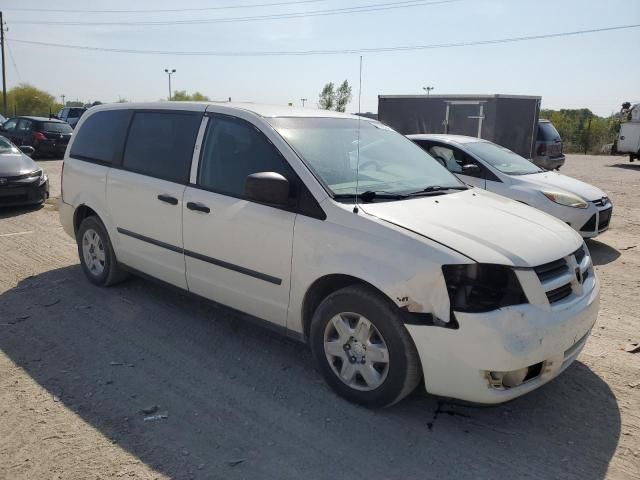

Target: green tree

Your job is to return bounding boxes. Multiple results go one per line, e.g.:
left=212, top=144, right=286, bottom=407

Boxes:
left=540, top=108, right=620, bottom=154
left=171, top=90, right=210, bottom=101
left=6, top=84, right=60, bottom=117
left=318, top=82, right=335, bottom=110
left=335, top=80, right=353, bottom=113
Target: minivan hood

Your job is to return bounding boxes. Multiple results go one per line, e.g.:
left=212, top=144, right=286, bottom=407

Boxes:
left=0, top=151, right=39, bottom=176
left=361, top=189, right=582, bottom=267
left=513, top=171, right=606, bottom=202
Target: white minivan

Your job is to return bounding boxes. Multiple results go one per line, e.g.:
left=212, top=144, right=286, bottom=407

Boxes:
left=59, top=103, right=600, bottom=407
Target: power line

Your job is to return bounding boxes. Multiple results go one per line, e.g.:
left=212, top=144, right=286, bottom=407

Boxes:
left=4, top=35, right=21, bottom=83
left=1, top=0, right=328, bottom=14
left=8, top=0, right=462, bottom=26
left=7, top=24, right=639, bottom=56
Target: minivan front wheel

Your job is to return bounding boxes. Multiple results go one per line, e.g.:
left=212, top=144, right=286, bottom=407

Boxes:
left=310, top=285, right=421, bottom=407
left=77, top=216, right=127, bottom=286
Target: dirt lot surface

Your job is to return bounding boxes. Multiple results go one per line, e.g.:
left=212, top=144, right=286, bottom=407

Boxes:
left=1, top=154, right=638, bottom=479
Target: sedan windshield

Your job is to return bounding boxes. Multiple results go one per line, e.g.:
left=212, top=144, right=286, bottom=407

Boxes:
left=0, top=136, right=17, bottom=154
left=268, top=117, right=463, bottom=197
left=465, top=141, right=542, bottom=175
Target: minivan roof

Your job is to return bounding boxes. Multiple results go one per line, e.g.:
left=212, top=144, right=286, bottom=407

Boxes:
left=87, top=101, right=361, bottom=119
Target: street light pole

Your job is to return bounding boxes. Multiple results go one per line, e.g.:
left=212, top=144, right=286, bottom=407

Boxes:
left=0, top=12, right=7, bottom=116
left=300, top=98, right=307, bottom=107
left=423, top=86, right=434, bottom=95
left=61, top=94, right=66, bottom=106
left=164, top=68, right=176, bottom=100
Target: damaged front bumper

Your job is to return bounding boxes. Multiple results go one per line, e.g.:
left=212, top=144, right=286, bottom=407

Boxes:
left=405, top=275, right=599, bottom=404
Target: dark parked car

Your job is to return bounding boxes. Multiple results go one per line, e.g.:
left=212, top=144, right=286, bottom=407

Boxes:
left=57, top=107, right=87, bottom=129
left=0, top=116, right=73, bottom=158
left=0, top=135, right=49, bottom=207
left=534, top=119, right=565, bottom=170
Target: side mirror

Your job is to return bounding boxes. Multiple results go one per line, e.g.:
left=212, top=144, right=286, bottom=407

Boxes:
left=245, top=172, right=290, bottom=206
left=461, top=164, right=481, bottom=175
left=19, top=145, right=35, bottom=156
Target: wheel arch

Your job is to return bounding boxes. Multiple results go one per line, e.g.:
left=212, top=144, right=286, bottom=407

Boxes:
left=301, top=274, right=395, bottom=342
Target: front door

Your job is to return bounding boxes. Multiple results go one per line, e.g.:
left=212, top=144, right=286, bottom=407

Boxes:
left=107, top=110, right=202, bottom=289
left=183, top=114, right=297, bottom=326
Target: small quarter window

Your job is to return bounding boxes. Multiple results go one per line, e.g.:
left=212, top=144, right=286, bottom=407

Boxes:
left=70, top=110, right=132, bottom=164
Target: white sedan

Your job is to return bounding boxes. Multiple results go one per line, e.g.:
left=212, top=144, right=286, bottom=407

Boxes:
left=409, top=134, right=612, bottom=238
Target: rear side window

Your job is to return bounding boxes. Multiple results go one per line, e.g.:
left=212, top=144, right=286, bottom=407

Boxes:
left=123, top=111, right=201, bottom=183
left=70, top=110, right=132, bottom=164
left=198, top=115, right=294, bottom=198
left=537, top=122, right=560, bottom=141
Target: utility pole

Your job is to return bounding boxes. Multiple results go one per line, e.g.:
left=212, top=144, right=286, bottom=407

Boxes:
left=423, top=86, right=434, bottom=95
left=61, top=94, right=66, bottom=106
left=300, top=98, right=307, bottom=107
left=164, top=68, right=175, bottom=101
left=0, top=12, right=7, bottom=116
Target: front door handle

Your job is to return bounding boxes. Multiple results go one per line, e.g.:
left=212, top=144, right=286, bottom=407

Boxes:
left=157, top=194, right=179, bottom=205
left=187, top=201, right=210, bottom=213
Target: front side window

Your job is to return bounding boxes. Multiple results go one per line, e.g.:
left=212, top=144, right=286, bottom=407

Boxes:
left=70, top=110, right=132, bottom=164
left=17, top=119, right=32, bottom=132
left=123, top=111, right=201, bottom=182
left=198, top=115, right=295, bottom=198
left=268, top=117, right=462, bottom=197
left=465, top=141, right=542, bottom=175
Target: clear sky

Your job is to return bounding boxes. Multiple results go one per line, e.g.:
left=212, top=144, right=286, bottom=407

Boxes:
left=2, top=0, right=639, bottom=116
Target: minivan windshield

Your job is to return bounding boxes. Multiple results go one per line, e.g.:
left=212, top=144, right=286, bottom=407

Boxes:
left=268, top=117, right=463, bottom=197
left=465, top=141, right=542, bottom=175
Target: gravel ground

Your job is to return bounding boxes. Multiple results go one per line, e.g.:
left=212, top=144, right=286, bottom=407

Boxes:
left=0, top=154, right=638, bottom=480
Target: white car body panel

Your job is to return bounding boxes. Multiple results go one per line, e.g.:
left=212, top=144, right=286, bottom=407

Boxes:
left=59, top=103, right=601, bottom=404
left=409, top=134, right=612, bottom=238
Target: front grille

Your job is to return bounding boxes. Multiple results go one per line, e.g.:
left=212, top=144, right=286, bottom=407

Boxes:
left=0, top=193, right=29, bottom=204
left=574, top=245, right=586, bottom=265
left=598, top=207, right=612, bottom=231
left=534, top=258, right=569, bottom=282
left=580, top=214, right=596, bottom=232
left=591, top=197, right=609, bottom=207
left=546, top=283, right=572, bottom=303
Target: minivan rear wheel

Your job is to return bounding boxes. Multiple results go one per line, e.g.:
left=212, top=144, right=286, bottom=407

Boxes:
left=310, top=285, right=421, bottom=407
left=77, top=216, right=127, bottom=286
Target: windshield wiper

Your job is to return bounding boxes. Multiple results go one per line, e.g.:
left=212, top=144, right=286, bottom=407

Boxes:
left=333, top=190, right=409, bottom=202
left=407, top=185, right=468, bottom=196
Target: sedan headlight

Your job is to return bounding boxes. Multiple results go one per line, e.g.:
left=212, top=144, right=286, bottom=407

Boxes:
left=442, top=264, right=527, bottom=313
left=542, top=190, right=588, bottom=209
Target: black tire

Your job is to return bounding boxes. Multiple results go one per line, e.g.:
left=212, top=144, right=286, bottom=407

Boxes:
left=309, top=285, right=421, bottom=408
left=76, top=216, right=128, bottom=286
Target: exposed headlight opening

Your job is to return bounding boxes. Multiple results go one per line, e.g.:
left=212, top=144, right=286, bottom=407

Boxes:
left=541, top=190, right=588, bottom=209
left=442, top=264, right=527, bottom=313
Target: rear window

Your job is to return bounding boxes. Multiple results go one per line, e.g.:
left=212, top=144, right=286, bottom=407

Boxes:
left=40, top=122, right=73, bottom=134
left=537, top=121, right=560, bottom=141
left=122, top=111, right=201, bottom=183
left=70, top=110, right=132, bottom=164
left=68, top=108, right=86, bottom=118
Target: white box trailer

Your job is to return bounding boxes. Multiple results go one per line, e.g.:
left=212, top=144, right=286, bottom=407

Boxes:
left=617, top=103, right=640, bottom=162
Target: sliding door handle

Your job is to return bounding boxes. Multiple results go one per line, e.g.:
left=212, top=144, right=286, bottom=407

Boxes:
left=187, top=201, right=210, bottom=213
left=157, top=194, right=178, bottom=205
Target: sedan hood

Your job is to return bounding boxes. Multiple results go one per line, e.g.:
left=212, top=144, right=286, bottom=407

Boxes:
left=361, top=189, right=582, bottom=267
left=515, top=171, right=606, bottom=202
left=0, top=151, right=39, bottom=176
